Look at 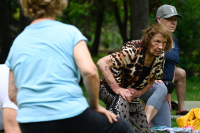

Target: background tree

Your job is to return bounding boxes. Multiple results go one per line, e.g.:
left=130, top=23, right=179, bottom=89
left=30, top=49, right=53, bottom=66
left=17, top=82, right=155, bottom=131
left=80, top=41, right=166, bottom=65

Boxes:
left=174, top=0, right=200, bottom=75
left=131, top=0, right=149, bottom=40
left=0, top=0, right=11, bottom=63
left=91, top=0, right=105, bottom=56
left=1, top=0, right=200, bottom=74
left=113, top=0, right=129, bottom=43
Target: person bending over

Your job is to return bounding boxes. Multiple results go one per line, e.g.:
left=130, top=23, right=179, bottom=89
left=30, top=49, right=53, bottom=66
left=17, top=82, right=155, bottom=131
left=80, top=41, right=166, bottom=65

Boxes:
left=98, top=23, right=172, bottom=133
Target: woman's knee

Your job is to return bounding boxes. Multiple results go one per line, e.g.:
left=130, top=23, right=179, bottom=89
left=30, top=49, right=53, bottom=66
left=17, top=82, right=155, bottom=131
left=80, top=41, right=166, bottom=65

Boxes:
left=153, top=83, right=168, bottom=97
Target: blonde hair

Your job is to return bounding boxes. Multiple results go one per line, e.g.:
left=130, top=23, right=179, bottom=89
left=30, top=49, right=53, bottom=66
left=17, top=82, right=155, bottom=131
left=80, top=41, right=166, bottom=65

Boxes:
left=141, top=23, right=172, bottom=51
left=20, top=0, right=68, bottom=19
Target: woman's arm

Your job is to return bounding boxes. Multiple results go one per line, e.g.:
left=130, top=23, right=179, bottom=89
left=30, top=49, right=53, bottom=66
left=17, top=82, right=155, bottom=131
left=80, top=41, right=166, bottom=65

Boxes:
left=74, top=40, right=99, bottom=109
left=3, top=108, right=21, bottom=133
left=97, top=55, right=132, bottom=102
left=8, top=70, right=17, bottom=105
left=97, top=56, right=121, bottom=94
left=74, top=40, right=117, bottom=123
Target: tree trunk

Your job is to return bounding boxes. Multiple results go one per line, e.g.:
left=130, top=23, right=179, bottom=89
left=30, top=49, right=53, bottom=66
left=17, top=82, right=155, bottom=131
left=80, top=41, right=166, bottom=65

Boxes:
left=0, top=0, right=11, bottom=63
left=91, top=0, right=104, bottom=56
left=82, top=0, right=94, bottom=38
left=123, top=0, right=128, bottom=42
left=131, top=0, right=149, bottom=40
left=113, top=0, right=128, bottom=43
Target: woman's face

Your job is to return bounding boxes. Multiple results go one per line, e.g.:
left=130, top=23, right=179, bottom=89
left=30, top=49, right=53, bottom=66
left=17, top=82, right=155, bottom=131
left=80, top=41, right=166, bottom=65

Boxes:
left=148, top=33, right=167, bottom=56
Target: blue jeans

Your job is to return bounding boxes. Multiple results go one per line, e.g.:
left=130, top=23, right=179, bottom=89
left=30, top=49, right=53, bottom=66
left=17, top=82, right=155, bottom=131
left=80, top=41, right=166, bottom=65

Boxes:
left=140, top=83, right=171, bottom=127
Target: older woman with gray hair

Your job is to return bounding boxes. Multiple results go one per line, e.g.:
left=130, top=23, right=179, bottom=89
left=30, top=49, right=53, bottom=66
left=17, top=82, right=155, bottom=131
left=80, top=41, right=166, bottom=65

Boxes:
left=98, top=23, right=172, bottom=133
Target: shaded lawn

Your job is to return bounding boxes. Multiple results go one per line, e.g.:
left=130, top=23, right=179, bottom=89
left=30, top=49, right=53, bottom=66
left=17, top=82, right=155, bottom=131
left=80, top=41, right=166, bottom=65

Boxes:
left=171, top=76, right=200, bottom=101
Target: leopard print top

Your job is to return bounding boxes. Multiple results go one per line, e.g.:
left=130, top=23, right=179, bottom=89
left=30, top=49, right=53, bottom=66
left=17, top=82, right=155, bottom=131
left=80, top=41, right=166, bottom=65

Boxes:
left=100, top=40, right=165, bottom=90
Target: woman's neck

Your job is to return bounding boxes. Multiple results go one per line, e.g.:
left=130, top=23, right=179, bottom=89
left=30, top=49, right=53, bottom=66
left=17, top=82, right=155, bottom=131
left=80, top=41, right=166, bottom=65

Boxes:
left=144, top=52, right=155, bottom=67
left=145, top=50, right=155, bottom=59
left=30, top=17, right=55, bottom=25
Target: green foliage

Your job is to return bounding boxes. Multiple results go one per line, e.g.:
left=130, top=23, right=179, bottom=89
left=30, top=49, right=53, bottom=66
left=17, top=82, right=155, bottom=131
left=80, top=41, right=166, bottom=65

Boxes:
left=7, top=0, right=200, bottom=73
left=64, top=1, right=92, bottom=20
left=174, top=0, right=200, bottom=73
left=171, top=76, right=200, bottom=101
left=13, top=8, right=20, bottom=20
left=101, top=25, right=123, bottom=49
left=58, top=0, right=98, bottom=48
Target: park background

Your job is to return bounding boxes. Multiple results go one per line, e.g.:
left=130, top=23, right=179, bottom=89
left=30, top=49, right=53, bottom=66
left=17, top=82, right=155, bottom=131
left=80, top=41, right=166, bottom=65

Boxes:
left=0, top=0, right=200, bottom=127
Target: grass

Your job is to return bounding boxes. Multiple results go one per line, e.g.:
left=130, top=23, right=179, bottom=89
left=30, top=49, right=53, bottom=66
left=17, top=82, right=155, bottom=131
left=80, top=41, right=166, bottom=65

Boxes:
left=171, top=118, right=178, bottom=127
left=171, top=76, right=200, bottom=101
left=81, top=53, right=200, bottom=128
left=170, top=76, right=200, bottom=127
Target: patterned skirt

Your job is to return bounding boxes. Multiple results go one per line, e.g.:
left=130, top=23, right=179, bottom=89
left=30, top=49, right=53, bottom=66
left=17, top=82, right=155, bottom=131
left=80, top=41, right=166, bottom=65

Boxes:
left=99, top=84, right=150, bottom=133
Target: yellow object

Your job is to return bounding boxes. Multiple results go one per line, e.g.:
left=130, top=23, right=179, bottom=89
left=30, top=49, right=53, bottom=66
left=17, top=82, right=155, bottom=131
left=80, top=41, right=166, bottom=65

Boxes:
left=177, top=108, right=200, bottom=130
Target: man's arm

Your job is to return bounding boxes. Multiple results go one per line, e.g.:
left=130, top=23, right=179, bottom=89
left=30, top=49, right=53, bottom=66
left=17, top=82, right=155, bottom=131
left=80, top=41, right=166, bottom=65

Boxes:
left=172, top=65, right=176, bottom=82
left=8, top=70, right=17, bottom=105
left=3, top=108, right=21, bottom=133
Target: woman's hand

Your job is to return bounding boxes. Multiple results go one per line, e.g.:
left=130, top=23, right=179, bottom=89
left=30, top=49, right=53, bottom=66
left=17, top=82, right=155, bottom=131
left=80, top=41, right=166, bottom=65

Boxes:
left=164, top=94, right=171, bottom=110
left=94, top=105, right=118, bottom=124
left=154, top=80, right=164, bottom=84
left=127, top=88, right=140, bottom=99
left=115, top=88, right=132, bottom=102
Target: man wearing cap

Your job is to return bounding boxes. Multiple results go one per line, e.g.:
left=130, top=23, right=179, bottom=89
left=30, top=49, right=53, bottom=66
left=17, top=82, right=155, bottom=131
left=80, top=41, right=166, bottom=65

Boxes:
left=155, top=4, right=188, bottom=115
left=140, top=4, right=187, bottom=127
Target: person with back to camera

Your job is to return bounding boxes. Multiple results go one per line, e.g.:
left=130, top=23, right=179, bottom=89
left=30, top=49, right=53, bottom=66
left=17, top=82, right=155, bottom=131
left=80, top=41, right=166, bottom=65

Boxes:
left=0, top=64, right=21, bottom=133
left=5, top=0, right=136, bottom=133
left=140, top=4, right=185, bottom=127
left=97, top=23, right=172, bottom=133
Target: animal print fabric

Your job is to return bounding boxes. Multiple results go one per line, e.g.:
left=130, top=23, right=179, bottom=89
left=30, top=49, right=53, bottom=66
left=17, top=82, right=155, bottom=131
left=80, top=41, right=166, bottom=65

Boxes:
left=100, top=85, right=150, bottom=133
left=100, top=40, right=165, bottom=90
left=99, top=40, right=165, bottom=132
